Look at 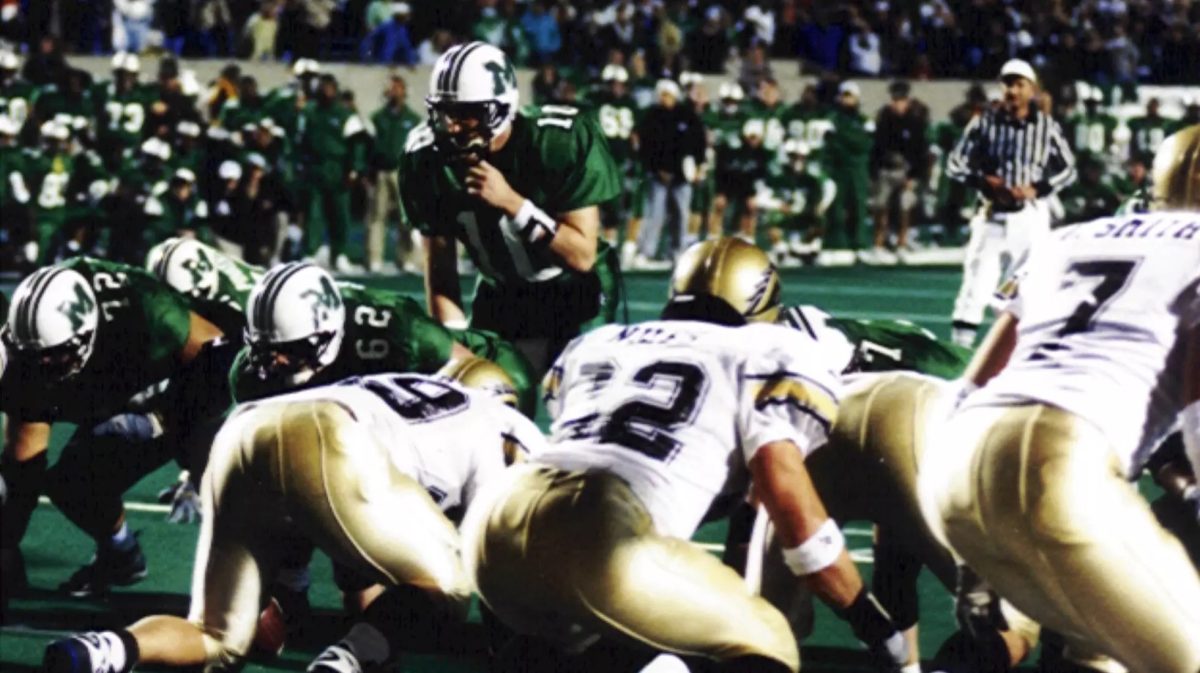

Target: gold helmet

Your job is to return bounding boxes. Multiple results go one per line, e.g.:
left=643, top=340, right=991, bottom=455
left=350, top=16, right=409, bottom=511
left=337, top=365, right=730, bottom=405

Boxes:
left=1150, top=124, right=1200, bottom=212
left=666, top=237, right=781, bottom=325
left=436, top=356, right=518, bottom=408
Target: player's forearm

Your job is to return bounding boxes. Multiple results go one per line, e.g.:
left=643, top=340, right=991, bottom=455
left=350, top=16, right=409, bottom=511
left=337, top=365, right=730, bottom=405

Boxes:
left=547, top=222, right=597, bottom=272
left=962, top=311, right=1019, bottom=388
left=6, top=421, right=51, bottom=461
left=423, top=235, right=466, bottom=326
left=180, top=312, right=223, bottom=366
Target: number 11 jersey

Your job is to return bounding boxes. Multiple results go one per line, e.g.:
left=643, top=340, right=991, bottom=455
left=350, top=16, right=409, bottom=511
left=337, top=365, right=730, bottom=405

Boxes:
left=539, top=321, right=843, bottom=539
left=969, top=213, right=1200, bottom=476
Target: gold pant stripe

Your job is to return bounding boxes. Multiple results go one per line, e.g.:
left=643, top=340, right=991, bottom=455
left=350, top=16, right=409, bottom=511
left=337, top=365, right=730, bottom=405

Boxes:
left=936, top=404, right=1200, bottom=673
left=473, top=467, right=800, bottom=671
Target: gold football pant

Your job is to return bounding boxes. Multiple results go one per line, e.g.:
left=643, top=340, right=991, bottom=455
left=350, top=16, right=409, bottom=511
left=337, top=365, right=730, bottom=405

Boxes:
left=188, top=400, right=470, bottom=669
left=926, top=404, right=1200, bottom=673
left=469, top=466, right=800, bottom=671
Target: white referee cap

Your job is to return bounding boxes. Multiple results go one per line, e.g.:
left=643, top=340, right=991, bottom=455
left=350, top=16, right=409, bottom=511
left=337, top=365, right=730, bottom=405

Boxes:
left=999, top=59, right=1037, bottom=85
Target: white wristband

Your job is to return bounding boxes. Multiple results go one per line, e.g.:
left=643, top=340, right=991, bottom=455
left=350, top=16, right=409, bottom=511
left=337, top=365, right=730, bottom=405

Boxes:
left=781, top=519, right=845, bottom=576
left=1183, top=399, right=1200, bottom=484
left=513, top=199, right=558, bottom=246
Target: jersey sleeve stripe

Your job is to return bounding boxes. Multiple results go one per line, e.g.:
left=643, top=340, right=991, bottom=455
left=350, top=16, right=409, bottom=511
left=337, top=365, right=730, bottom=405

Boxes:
left=745, top=369, right=839, bottom=404
left=751, top=378, right=839, bottom=430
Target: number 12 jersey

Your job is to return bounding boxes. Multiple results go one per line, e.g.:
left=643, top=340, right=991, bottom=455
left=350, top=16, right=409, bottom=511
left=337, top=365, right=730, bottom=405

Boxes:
left=539, top=321, right=843, bottom=538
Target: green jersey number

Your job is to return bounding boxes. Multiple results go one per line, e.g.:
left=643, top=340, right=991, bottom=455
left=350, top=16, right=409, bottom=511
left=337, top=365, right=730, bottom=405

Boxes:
left=37, top=172, right=69, bottom=209
left=537, top=105, right=578, bottom=130
left=598, top=104, right=634, bottom=139
left=0, top=97, right=28, bottom=125
left=93, top=271, right=131, bottom=322
left=1075, top=123, right=1107, bottom=154
left=788, top=118, right=833, bottom=150
left=105, top=101, right=145, bottom=135
left=354, top=305, right=393, bottom=360
left=1136, top=126, right=1165, bottom=153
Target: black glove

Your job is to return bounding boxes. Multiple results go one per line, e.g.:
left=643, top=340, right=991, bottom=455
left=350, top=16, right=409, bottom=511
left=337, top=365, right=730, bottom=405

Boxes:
left=955, top=563, right=1008, bottom=639
left=838, top=588, right=909, bottom=672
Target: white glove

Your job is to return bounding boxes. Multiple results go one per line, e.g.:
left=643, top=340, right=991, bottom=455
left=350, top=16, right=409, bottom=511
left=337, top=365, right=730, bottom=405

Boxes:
left=158, top=471, right=202, bottom=524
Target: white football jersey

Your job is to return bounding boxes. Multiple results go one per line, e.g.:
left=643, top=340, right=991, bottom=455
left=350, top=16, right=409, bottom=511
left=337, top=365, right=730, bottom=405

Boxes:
left=538, top=321, right=842, bottom=538
left=237, top=373, right=546, bottom=513
left=967, top=212, right=1200, bottom=476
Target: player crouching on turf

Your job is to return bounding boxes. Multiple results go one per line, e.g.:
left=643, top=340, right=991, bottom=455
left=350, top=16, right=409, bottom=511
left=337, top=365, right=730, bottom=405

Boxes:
left=44, top=366, right=545, bottom=673
left=920, top=125, right=1200, bottom=673
left=463, top=241, right=908, bottom=673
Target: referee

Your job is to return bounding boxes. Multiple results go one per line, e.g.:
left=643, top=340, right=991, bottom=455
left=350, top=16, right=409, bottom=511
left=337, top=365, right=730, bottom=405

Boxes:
left=945, top=59, right=1076, bottom=347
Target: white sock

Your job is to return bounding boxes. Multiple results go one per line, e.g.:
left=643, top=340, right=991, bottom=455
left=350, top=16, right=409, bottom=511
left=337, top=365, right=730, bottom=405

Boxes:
left=110, top=522, right=132, bottom=547
left=950, top=326, right=977, bottom=348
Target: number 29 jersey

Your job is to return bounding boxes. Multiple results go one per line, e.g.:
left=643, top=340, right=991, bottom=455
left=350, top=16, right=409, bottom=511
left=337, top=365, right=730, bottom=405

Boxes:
left=968, top=213, right=1200, bottom=476
left=539, top=321, right=843, bottom=539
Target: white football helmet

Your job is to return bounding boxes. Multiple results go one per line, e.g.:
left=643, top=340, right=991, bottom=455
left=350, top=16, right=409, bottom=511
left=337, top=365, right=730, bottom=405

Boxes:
left=7, top=266, right=99, bottom=381
left=426, top=41, right=519, bottom=160
left=112, top=52, right=140, bottom=74
left=147, top=238, right=220, bottom=301
left=244, top=262, right=345, bottom=383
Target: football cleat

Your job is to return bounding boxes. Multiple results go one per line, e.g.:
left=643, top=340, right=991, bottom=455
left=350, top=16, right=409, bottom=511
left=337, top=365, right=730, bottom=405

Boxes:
left=244, top=262, right=345, bottom=384
left=59, top=537, right=147, bottom=598
left=665, top=237, right=782, bottom=325
left=307, top=644, right=364, bottom=673
left=44, top=632, right=130, bottom=673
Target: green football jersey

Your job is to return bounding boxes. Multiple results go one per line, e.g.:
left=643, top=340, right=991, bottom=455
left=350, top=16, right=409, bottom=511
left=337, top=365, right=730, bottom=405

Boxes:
left=449, top=327, right=537, bottom=417
left=783, top=106, right=835, bottom=154
left=231, top=283, right=458, bottom=403
left=744, top=99, right=789, bottom=151
left=760, top=166, right=836, bottom=231
left=0, top=79, right=38, bottom=129
left=0, top=145, right=30, bottom=208
left=26, top=149, right=101, bottom=217
left=400, top=105, right=620, bottom=286
left=586, top=91, right=638, bottom=165
left=782, top=305, right=970, bottom=379
left=33, top=85, right=97, bottom=134
left=704, top=104, right=749, bottom=151
left=1126, top=114, right=1174, bottom=157
left=2, top=258, right=194, bottom=424
left=263, top=84, right=306, bottom=137
left=1059, top=180, right=1121, bottom=224
left=217, top=97, right=268, bottom=132
left=147, top=238, right=262, bottom=336
left=93, top=81, right=158, bottom=147
left=1066, top=112, right=1118, bottom=158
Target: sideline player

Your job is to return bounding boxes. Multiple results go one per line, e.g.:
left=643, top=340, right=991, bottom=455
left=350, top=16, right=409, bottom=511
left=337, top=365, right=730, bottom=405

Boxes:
left=465, top=242, right=908, bottom=672
left=921, top=125, right=1200, bottom=673
left=401, top=42, right=622, bottom=375
left=43, top=371, right=544, bottom=673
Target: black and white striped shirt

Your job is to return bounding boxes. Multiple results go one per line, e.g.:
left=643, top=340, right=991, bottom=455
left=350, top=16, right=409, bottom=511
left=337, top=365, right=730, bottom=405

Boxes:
left=946, top=103, right=1076, bottom=201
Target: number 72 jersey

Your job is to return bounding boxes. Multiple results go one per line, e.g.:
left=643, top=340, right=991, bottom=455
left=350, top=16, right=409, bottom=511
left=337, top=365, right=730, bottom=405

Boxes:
left=539, top=321, right=843, bottom=539
left=971, top=213, right=1200, bottom=476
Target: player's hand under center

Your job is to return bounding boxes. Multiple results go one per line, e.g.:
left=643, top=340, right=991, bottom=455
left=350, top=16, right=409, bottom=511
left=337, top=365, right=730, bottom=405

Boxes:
left=465, top=160, right=524, bottom=216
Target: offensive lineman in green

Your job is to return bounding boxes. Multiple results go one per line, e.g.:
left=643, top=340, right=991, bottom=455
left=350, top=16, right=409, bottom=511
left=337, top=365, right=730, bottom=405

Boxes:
left=401, top=42, right=622, bottom=375
left=0, top=258, right=224, bottom=602
left=228, top=261, right=538, bottom=417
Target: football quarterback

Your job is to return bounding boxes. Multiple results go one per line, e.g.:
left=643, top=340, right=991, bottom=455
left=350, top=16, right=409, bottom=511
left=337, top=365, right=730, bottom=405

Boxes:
left=401, top=42, right=622, bottom=375
left=44, top=372, right=545, bottom=673
left=920, top=125, right=1200, bottom=673
left=0, top=258, right=223, bottom=598
left=464, top=238, right=907, bottom=672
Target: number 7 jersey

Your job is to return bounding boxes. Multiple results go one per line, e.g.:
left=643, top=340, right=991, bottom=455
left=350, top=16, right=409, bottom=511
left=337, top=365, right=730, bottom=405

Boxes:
left=539, top=321, right=843, bottom=539
left=970, top=213, right=1200, bottom=476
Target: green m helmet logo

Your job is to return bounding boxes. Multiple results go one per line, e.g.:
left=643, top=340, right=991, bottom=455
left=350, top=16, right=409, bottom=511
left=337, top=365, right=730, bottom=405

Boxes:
left=57, top=281, right=97, bottom=331
left=183, top=248, right=215, bottom=295
left=484, top=60, right=517, bottom=96
left=300, top=276, right=342, bottom=329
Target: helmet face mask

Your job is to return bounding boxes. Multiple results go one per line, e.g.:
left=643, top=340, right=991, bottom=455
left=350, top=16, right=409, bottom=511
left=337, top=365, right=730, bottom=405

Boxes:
left=425, top=42, right=519, bottom=165
left=244, top=262, right=346, bottom=384
left=8, top=267, right=100, bottom=383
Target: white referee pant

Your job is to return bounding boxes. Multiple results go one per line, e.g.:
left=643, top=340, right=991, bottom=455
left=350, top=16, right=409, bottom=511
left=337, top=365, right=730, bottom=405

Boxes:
left=952, top=199, right=1050, bottom=329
